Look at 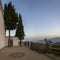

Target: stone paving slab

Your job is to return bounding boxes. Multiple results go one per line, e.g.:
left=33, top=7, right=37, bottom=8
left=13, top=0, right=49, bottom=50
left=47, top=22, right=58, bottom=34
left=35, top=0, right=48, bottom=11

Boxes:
left=0, top=46, right=53, bottom=60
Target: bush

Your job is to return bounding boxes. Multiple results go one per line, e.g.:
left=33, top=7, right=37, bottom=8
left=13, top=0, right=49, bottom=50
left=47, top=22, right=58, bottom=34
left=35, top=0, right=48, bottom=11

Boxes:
left=52, top=44, right=60, bottom=48
left=51, top=48, right=60, bottom=55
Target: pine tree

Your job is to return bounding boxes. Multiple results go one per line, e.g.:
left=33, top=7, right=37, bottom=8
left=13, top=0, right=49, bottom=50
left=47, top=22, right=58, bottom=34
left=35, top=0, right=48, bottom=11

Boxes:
left=15, top=14, right=25, bottom=46
left=4, top=2, right=18, bottom=47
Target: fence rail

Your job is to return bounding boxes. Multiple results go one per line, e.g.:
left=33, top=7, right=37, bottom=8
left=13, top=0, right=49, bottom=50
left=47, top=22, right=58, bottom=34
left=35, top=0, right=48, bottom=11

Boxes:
left=24, top=42, right=60, bottom=55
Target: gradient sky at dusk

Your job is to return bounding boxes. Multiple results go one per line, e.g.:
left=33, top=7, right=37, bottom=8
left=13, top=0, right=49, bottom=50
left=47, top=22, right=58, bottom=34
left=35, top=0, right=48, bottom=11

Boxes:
left=2, top=0, right=60, bottom=41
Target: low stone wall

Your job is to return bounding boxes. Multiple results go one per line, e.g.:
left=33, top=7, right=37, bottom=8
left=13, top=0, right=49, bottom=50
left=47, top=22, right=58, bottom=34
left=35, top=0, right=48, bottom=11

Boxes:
left=30, top=42, right=46, bottom=52
left=5, top=37, right=19, bottom=46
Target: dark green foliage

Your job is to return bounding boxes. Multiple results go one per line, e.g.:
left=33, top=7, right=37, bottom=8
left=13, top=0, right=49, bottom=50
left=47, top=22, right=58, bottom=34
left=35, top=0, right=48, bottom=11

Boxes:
left=52, top=44, right=60, bottom=48
left=44, top=38, right=52, bottom=52
left=4, top=2, right=18, bottom=30
left=51, top=48, right=60, bottom=52
left=15, top=14, right=25, bottom=46
left=4, top=2, right=18, bottom=47
left=51, top=48, right=60, bottom=55
left=44, top=38, right=48, bottom=43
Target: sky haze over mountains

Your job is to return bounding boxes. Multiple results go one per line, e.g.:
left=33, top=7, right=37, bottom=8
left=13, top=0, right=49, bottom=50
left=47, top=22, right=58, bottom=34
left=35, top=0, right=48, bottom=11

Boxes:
left=2, top=0, right=60, bottom=40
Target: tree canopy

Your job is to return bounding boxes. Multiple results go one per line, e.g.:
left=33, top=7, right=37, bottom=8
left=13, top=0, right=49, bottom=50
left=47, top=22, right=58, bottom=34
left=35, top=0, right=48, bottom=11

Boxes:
left=15, top=14, right=25, bottom=45
left=4, top=2, right=18, bottom=30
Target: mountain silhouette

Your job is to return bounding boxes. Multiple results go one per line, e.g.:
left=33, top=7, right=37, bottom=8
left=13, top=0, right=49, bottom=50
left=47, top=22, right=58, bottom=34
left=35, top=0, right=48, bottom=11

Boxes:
left=33, top=37, right=60, bottom=43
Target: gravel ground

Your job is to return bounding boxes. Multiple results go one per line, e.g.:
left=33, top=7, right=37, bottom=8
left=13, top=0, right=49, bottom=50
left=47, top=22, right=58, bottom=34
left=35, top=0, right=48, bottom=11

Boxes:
left=0, top=46, right=53, bottom=60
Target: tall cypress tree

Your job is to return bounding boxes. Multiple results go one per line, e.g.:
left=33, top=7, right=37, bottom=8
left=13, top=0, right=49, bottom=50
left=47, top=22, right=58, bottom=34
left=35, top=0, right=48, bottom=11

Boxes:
left=4, top=2, right=18, bottom=47
left=15, top=14, right=25, bottom=46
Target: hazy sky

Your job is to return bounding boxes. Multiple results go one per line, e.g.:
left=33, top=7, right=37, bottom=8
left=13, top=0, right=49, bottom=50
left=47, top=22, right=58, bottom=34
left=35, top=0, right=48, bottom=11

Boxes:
left=2, top=0, right=60, bottom=40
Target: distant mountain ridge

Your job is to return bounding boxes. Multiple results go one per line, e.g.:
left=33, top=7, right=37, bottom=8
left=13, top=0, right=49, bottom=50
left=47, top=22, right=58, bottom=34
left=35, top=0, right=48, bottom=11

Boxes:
left=50, top=37, right=60, bottom=43
left=33, top=37, right=60, bottom=43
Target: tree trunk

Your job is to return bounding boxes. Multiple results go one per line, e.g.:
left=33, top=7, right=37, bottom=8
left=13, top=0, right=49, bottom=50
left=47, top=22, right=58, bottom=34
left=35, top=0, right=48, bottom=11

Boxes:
left=8, top=28, right=11, bottom=47
left=9, top=28, right=10, bottom=40
left=20, top=39, right=22, bottom=46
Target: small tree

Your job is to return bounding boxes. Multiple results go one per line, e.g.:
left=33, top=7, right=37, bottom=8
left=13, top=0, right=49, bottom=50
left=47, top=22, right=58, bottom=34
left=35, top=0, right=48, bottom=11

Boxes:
left=45, top=38, right=52, bottom=52
left=4, top=2, right=18, bottom=47
left=15, top=14, right=25, bottom=46
left=45, top=38, right=48, bottom=43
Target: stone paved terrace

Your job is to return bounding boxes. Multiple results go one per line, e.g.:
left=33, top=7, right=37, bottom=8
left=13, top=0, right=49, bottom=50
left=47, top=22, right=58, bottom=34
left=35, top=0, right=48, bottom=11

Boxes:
left=0, top=46, right=56, bottom=60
